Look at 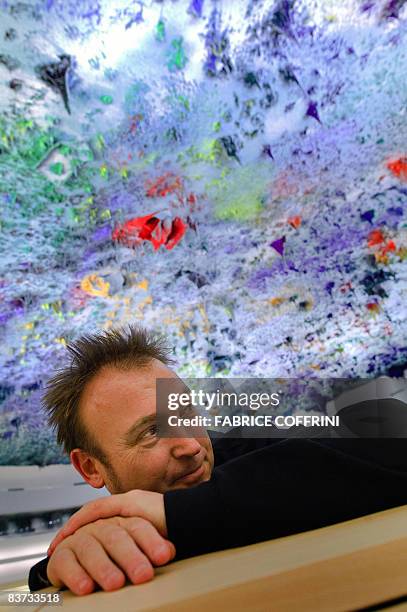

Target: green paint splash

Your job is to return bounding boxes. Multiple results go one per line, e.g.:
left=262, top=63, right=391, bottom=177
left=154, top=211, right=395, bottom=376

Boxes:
left=50, top=162, right=64, bottom=175
left=167, top=37, right=187, bottom=71
left=156, top=19, right=166, bottom=42
left=208, top=164, right=270, bottom=221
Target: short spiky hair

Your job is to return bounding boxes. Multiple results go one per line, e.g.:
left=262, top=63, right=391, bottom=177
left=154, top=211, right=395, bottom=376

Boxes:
left=43, top=325, right=174, bottom=461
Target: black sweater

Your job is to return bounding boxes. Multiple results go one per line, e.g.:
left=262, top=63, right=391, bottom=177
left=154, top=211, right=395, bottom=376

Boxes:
left=28, top=435, right=407, bottom=590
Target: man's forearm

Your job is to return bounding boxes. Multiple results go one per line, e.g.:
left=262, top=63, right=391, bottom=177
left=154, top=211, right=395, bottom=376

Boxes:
left=164, top=438, right=407, bottom=560
left=29, top=557, right=51, bottom=591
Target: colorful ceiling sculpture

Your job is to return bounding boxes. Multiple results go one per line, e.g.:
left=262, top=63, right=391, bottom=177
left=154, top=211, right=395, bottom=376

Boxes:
left=0, top=0, right=406, bottom=464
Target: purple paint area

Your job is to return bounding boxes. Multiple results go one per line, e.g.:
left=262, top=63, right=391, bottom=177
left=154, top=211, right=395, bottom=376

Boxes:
left=361, top=210, right=375, bottom=223
left=247, top=257, right=300, bottom=290
left=381, top=0, right=407, bottom=19
left=387, top=206, right=403, bottom=216
left=188, top=0, right=204, bottom=18
left=92, top=224, right=112, bottom=242
left=306, top=101, right=321, bottom=123
left=247, top=267, right=275, bottom=290
left=270, top=236, right=286, bottom=255
left=316, top=224, right=367, bottom=255
left=0, top=311, right=14, bottom=325
left=325, top=281, right=335, bottom=295
left=125, top=5, right=144, bottom=29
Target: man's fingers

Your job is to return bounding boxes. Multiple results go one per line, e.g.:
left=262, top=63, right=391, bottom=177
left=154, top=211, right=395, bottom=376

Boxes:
left=119, top=517, right=176, bottom=566
left=93, top=523, right=154, bottom=585
left=64, top=532, right=126, bottom=592
left=47, top=518, right=175, bottom=596
left=48, top=496, right=127, bottom=554
left=47, top=547, right=95, bottom=596
left=48, top=490, right=167, bottom=555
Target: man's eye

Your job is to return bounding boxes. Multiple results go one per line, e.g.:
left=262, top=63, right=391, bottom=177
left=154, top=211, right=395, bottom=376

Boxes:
left=143, top=424, right=158, bottom=438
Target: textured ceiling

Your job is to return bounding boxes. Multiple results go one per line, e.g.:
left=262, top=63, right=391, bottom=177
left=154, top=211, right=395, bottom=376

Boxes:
left=0, top=0, right=406, bottom=464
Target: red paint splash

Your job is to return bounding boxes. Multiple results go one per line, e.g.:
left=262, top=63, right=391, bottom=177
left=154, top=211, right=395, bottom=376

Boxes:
left=145, top=172, right=198, bottom=212
left=386, top=157, right=407, bottom=181
left=146, top=173, right=183, bottom=198
left=112, top=212, right=187, bottom=251
left=384, top=239, right=396, bottom=253
left=367, top=228, right=397, bottom=263
left=367, top=229, right=385, bottom=247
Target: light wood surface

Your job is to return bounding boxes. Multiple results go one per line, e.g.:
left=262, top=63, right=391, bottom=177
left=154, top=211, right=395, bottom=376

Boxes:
left=2, top=504, right=407, bottom=612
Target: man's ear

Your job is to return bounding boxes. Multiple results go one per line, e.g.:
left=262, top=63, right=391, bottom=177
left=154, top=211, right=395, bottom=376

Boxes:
left=70, top=448, right=105, bottom=489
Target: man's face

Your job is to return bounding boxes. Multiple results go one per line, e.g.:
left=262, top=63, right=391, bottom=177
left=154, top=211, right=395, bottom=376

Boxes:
left=77, top=359, right=214, bottom=494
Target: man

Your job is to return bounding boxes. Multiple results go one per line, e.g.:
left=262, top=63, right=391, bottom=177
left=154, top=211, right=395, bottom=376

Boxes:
left=29, top=326, right=407, bottom=595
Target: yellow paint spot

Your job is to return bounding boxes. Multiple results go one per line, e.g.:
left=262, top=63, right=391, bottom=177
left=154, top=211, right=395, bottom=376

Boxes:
left=24, top=322, right=34, bottom=330
left=269, top=297, right=284, bottom=307
left=138, top=296, right=153, bottom=311
left=100, top=208, right=111, bottom=220
left=137, top=279, right=149, bottom=291
left=80, top=274, right=110, bottom=298
left=374, top=252, right=389, bottom=264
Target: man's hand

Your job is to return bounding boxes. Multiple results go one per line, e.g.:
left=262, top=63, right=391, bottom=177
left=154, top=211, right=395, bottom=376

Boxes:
left=47, top=516, right=175, bottom=596
left=48, top=490, right=166, bottom=555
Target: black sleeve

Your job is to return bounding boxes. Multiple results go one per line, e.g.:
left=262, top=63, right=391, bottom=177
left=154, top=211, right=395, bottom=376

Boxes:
left=164, top=438, right=407, bottom=561
left=28, top=557, right=51, bottom=591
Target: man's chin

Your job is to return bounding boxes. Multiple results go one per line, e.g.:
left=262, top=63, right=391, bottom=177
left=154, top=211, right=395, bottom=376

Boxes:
left=170, top=461, right=211, bottom=490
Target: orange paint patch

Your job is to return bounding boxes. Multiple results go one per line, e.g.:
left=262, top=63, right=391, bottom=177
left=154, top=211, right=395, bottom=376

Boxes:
left=269, top=297, right=285, bottom=306
left=288, top=215, right=301, bottom=229
left=366, top=302, right=380, bottom=314
left=374, top=251, right=389, bottom=264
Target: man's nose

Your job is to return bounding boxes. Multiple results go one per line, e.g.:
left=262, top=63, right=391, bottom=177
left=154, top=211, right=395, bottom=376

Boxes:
left=170, top=437, right=202, bottom=459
